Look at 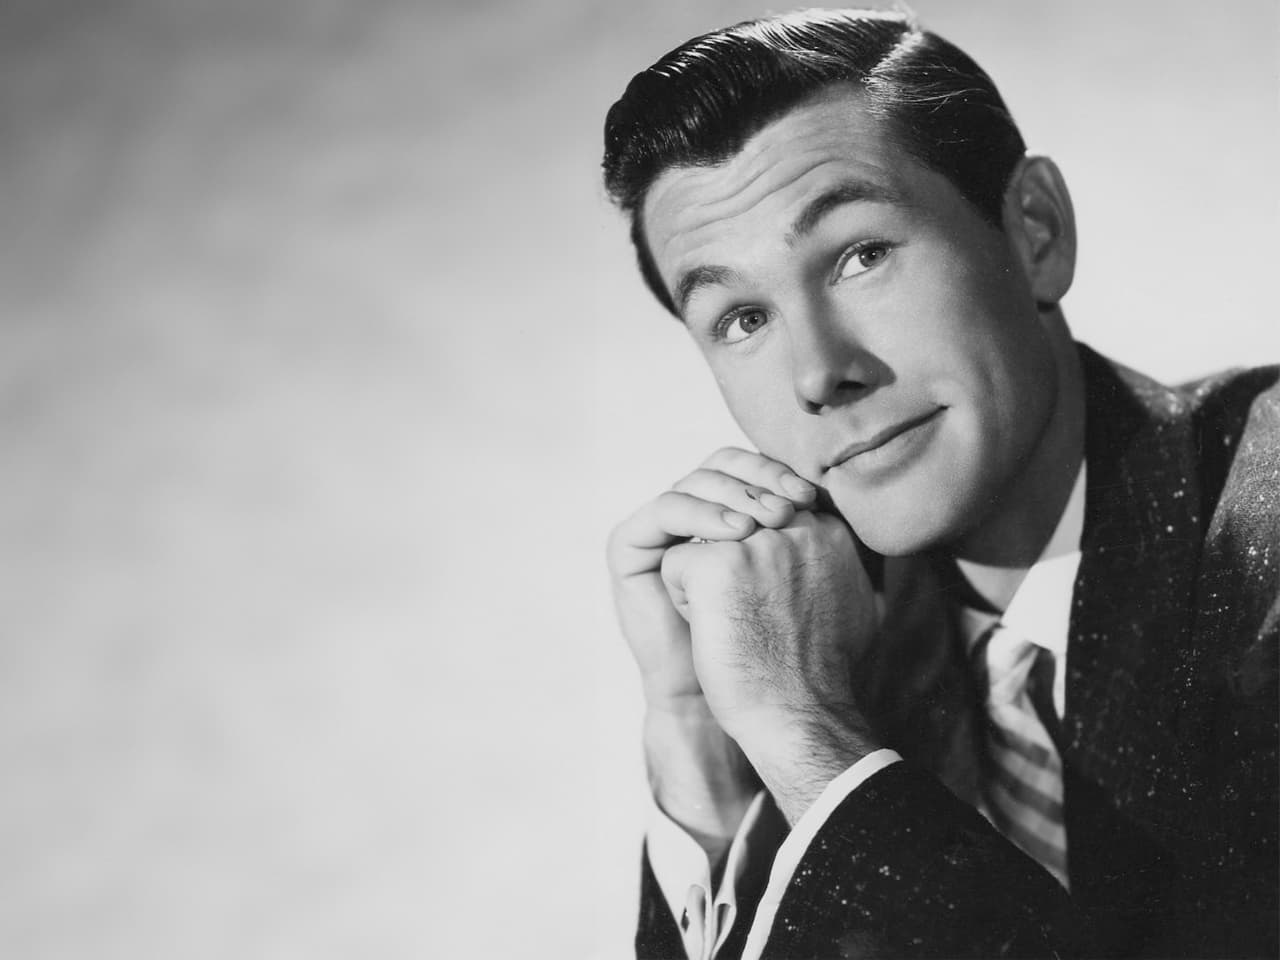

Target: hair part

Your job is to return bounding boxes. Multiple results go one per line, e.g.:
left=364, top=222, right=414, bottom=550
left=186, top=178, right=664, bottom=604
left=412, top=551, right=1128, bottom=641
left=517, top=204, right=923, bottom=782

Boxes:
left=602, top=9, right=1027, bottom=315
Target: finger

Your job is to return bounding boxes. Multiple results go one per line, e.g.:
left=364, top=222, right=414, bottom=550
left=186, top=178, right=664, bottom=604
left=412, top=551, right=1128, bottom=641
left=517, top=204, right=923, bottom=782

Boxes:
left=659, top=541, right=730, bottom=617
left=609, top=491, right=756, bottom=576
left=699, top=447, right=817, bottom=504
left=658, top=542, right=694, bottom=620
left=660, top=538, right=745, bottom=627
left=672, top=468, right=798, bottom=529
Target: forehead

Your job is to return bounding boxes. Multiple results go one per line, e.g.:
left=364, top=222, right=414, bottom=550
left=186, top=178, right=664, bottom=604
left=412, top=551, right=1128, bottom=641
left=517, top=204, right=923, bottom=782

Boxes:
left=642, top=90, right=919, bottom=290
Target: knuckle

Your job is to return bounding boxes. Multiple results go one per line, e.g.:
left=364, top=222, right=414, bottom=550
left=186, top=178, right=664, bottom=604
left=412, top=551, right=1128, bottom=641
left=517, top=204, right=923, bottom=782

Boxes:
left=658, top=547, right=679, bottom=578
left=689, top=540, right=738, bottom=573
left=755, top=525, right=787, bottom=544
left=671, top=468, right=702, bottom=491
left=744, top=527, right=786, bottom=558
left=654, top=489, right=684, bottom=513
left=707, top=547, right=746, bottom=584
left=605, top=523, right=624, bottom=558
left=788, top=510, right=816, bottom=530
left=605, top=518, right=635, bottom=561
left=763, top=457, right=791, bottom=478
left=703, top=445, right=746, bottom=468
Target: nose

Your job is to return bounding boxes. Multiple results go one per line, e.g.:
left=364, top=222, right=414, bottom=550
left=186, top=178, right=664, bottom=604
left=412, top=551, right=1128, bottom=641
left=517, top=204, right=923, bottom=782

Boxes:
left=788, top=299, right=882, bottom=414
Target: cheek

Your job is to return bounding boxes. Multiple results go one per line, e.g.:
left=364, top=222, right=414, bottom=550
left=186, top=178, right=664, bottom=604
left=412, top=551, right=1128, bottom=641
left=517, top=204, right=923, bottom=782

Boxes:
left=909, top=253, right=1045, bottom=405
left=864, top=259, right=995, bottom=369
left=714, top=362, right=806, bottom=461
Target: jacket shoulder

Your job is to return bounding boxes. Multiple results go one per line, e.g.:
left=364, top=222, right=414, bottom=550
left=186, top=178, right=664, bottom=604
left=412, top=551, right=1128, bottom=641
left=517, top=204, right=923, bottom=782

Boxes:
left=1184, top=364, right=1278, bottom=708
left=1176, top=364, right=1280, bottom=526
left=1097, top=353, right=1280, bottom=522
left=1177, top=364, right=1278, bottom=442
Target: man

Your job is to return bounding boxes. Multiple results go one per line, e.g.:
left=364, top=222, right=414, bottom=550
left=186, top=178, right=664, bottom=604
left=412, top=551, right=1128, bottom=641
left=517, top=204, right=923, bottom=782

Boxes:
left=601, top=9, right=1278, bottom=960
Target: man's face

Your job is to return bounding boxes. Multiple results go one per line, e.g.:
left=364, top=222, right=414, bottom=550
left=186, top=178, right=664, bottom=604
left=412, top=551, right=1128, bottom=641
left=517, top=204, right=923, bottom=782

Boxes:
left=642, top=89, right=1061, bottom=556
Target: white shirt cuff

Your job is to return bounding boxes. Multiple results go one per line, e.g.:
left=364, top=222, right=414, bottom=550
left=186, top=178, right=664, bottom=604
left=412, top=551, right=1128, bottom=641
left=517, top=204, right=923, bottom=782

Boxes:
left=739, top=748, right=903, bottom=960
left=646, top=790, right=768, bottom=960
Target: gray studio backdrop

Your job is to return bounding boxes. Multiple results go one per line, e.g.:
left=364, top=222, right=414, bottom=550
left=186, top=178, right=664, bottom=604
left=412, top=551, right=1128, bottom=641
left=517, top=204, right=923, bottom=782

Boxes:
left=0, top=1, right=1275, bottom=958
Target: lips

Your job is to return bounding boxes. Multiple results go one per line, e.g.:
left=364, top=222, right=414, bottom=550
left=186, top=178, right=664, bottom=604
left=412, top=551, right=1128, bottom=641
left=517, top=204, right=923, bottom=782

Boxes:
left=824, top=407, right=945, bottom=472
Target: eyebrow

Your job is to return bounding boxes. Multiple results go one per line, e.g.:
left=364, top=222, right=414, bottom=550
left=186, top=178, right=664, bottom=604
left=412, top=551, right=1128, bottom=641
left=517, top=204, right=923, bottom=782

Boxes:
left=676, top=264, right=742, bottom=316
left=785, top=179, right=904, bottom=245
left=672, top=178, right=904, bottom=317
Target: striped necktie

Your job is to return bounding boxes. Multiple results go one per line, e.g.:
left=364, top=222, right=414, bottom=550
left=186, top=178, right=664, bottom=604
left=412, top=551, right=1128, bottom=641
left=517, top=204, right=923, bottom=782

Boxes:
left=976, top=621, right=1070, bottom=889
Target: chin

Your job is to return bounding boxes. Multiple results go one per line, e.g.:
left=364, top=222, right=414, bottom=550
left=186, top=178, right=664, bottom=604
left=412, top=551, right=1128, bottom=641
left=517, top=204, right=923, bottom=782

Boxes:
left=847, top=515, right=946, bottom=558
left=829, top=487, right=968, bottom=558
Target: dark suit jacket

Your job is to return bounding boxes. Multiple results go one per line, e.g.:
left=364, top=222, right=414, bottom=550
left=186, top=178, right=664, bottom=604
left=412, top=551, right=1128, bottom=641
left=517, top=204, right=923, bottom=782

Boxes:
left=636, top=345, right=1279, bottom=959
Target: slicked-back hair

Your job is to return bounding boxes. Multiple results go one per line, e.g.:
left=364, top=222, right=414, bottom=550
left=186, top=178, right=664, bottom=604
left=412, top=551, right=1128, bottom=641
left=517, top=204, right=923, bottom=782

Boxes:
left=602, top=9, right=1027, bottom=316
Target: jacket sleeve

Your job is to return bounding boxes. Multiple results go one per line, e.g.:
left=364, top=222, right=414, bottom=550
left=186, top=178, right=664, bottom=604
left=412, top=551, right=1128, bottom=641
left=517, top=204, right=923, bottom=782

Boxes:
left=635, top=842, right=687, bottom=960
left=638, top=761, right=1091, bottom=960
left=749, top=762, right=1089, bottom=960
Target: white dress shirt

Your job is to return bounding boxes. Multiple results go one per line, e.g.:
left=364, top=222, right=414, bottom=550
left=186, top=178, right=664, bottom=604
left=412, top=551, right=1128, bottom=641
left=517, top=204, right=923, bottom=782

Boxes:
left=649, top=464, right=1087, bottom=959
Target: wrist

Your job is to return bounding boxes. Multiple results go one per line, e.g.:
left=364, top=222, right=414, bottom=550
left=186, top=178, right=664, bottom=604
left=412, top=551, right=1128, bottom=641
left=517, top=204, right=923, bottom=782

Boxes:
left=643, top=703, right=759, bottom=855
left=733, top=704, right=879, bottom=827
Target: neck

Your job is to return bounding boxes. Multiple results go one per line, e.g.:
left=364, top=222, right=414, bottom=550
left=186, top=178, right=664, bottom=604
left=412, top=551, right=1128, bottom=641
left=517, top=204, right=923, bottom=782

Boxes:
left=951, top=312, right=1085, bottom=609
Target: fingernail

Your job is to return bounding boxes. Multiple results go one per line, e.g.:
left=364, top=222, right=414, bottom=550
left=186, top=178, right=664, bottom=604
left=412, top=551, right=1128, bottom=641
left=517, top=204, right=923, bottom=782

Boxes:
left=781, top=475, right=815, bottom=498
left=722, top=510, right=751, bottom=528
left=760, top=492, right=793, bottom=512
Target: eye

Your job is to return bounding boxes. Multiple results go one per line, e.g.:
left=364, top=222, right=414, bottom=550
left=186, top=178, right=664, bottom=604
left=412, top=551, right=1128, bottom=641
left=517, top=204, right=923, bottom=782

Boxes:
left=719, top=308, right=769, bottom=344
left=835, top=242, right=891, bottom=282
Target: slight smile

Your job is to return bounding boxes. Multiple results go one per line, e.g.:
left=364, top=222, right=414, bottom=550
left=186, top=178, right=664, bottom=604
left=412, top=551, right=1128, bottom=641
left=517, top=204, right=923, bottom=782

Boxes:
left=824, top=407, right=947, bottom=475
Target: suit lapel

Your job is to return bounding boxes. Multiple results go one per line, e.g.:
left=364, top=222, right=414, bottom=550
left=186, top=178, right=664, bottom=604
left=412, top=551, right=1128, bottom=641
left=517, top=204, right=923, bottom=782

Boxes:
left=1064, top=345, right=1206, bottom=800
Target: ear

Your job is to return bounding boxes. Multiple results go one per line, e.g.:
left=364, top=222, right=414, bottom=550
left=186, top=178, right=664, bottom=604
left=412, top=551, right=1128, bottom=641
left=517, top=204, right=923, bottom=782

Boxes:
left=1001, top=156, right=1076, bottom=307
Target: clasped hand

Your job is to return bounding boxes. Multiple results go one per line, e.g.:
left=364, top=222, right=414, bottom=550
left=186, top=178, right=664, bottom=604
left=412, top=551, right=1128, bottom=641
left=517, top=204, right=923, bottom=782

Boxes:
left=608, top=447, right=880, bottom=831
